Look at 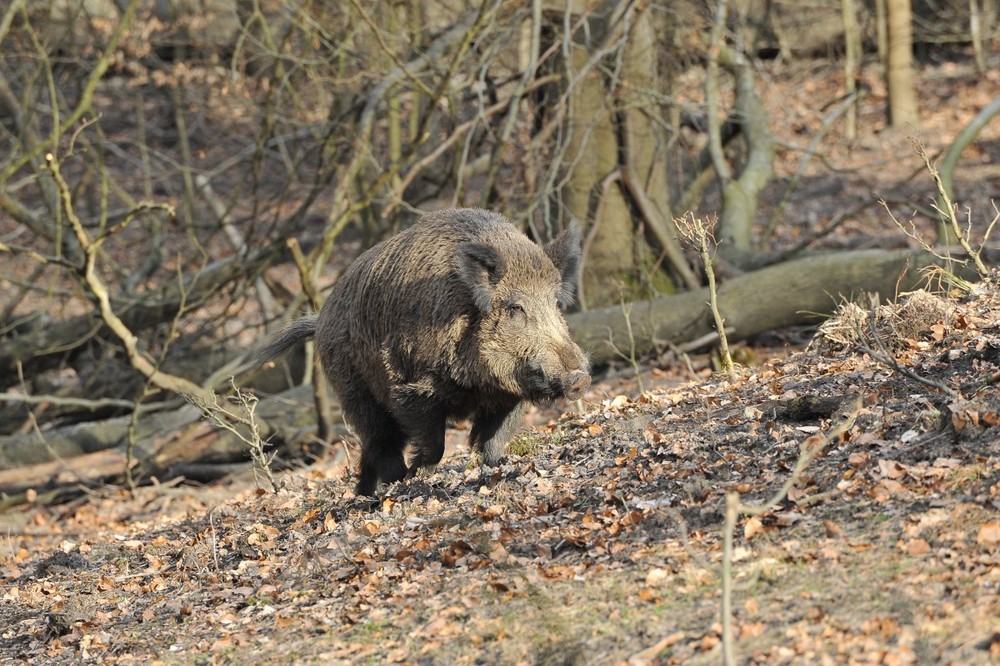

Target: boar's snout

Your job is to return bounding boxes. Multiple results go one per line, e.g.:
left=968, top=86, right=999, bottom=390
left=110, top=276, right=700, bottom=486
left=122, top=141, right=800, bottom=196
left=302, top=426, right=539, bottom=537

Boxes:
left=523, top=359, right=591, bottom=402
left=564, top=370, right=591, bottom=400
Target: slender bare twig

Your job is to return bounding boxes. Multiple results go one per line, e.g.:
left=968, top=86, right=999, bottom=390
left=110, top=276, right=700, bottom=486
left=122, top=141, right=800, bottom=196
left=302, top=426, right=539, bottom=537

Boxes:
left=346, top=0, right=436, bottom=99
left=676, top=213, right=735, bottom=379
left=914, top=140, right=990, bottom=277
left=0, top=392, right=135, bottom=410
left=44, top=150, right=278, bottom=489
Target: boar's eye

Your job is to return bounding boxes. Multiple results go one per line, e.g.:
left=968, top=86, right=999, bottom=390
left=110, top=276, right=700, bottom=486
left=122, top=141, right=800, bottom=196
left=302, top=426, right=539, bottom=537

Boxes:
left=505, top=302, right=527, bottom=319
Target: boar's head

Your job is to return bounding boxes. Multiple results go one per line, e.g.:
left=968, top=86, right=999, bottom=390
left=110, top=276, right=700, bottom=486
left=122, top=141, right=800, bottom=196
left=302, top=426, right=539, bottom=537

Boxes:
left=453, top=222, right=590, bottom=403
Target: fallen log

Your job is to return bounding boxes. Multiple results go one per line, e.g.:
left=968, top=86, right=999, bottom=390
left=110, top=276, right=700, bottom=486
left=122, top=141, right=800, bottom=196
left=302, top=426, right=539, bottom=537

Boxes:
left=0, top=384, right=346, bottom=495
left=567, top=247, right=984, bottom=366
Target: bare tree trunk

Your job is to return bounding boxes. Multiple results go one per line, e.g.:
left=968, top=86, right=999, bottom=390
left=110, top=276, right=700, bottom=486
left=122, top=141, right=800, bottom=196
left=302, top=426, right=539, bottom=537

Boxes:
left=559, top=0, right=687, bottom=308
left=875, top=0, right=888, bottom=64
left=716, top=45, right=775, bottom=263
left=970, top=0, right=987, bottom=74
left=842, top=0, right=861, bottom=141
left=561, top=1, right=638, bottom=309
left=886, top=0, right=919, bottom=128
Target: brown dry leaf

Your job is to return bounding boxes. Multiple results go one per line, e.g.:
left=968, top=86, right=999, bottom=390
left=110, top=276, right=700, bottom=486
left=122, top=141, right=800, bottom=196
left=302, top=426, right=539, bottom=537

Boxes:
left=904, top=538, right=931, bottom=556
left=775, top=511, right=803, bottom=527
left=738, top=621, right=765, bottom=638
left=976, top=521, right=1000, bottom=546
left=948, top=399, right=982, bottom=432
left=621, top=509, right=644, bottom=526
left=872, top=479, right=907, bottom=502
left=786, top=485, right=810, bottom=502
left=145, top=554, right=166, bottom=571
left=323, top=512, right=338, bottom=532
left=847, top=451, right=869, bottom=468
left=878, top=459, right=906, bottom=479
left=627, top=632, right=685, bottom=666
left=488, top=540, right=509, bottom=564
left=608, top=394, right=629, bottom=409
left=645, top=568, right=669, bottom=586
left=538, top=565, right=575, bottom=580
left=477, top=504, right=505, bottom=519
left=210, top=636, right=234, bottom=651
left=697, top=632, right=721, bottom=651
left=744, top=516, right=764, bottom=540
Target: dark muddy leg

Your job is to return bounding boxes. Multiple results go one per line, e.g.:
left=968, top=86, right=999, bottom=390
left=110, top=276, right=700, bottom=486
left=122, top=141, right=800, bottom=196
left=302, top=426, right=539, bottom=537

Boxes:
left=337, top=383, right=407, bottom=496
left=395, top=406, right=447, bottom=476
left=356, top=420, right=408, bottom=495
left=470, top=401, right=527, bottom=466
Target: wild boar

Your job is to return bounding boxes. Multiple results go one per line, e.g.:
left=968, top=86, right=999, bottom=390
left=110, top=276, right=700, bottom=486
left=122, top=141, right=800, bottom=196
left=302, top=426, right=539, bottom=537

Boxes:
left=256, top=208, right=590, bottom=496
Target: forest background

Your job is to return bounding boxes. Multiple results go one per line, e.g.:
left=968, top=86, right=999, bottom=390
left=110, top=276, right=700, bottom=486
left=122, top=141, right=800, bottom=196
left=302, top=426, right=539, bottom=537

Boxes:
left=0, top=1, right=998, bottom=663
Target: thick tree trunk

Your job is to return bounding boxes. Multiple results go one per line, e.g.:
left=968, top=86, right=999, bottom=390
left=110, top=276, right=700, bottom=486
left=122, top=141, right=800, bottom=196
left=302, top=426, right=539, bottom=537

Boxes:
left=560, top=0, right=684, bottom=308
left=562, top=1, right=634, bottom=309
left=716, top=44, right=775, bottom=263
left=885, top=0, right=919, bottom=128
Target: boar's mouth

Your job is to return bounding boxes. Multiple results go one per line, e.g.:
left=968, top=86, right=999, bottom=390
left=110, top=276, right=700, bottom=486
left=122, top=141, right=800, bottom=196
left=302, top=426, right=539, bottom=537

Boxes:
left=519, top=360, right=590, bottom=403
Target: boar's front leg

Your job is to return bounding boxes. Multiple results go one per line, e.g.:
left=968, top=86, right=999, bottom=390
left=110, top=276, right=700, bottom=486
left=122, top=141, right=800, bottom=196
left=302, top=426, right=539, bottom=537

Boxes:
left=389, top=380, right=449, bottom=476
left=394, top=405, right=447, bottom=476
left=469, top=401, right=528, bottom=466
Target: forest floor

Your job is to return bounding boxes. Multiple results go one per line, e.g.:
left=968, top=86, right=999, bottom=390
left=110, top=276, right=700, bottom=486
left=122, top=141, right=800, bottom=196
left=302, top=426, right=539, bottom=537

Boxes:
left=2, top=55, right=1000, bottom=665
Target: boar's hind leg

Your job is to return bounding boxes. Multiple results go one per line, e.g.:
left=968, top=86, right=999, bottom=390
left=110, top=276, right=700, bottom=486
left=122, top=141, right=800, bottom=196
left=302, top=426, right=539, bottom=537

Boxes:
left=469, top=402, right=528, bottom=466
left=355, top=421, right=408, bottom=496
left=339, top=386, right=407, bottom=496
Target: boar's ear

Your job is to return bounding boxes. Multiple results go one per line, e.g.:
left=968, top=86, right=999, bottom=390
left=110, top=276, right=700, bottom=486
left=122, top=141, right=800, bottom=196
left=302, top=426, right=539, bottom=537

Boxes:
left=543, top=221, right=582, bottom=308
left=454, top=242, right=506, bottom=313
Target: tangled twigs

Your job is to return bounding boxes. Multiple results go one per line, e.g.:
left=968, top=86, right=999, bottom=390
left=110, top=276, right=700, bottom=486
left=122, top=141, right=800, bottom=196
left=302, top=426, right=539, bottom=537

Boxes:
left=44, top=150, right=275, bottom=490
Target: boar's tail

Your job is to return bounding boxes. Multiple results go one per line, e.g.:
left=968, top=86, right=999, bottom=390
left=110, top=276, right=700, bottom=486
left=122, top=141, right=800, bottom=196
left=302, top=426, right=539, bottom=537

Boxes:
left=253, top=315, right=319, bottom=366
